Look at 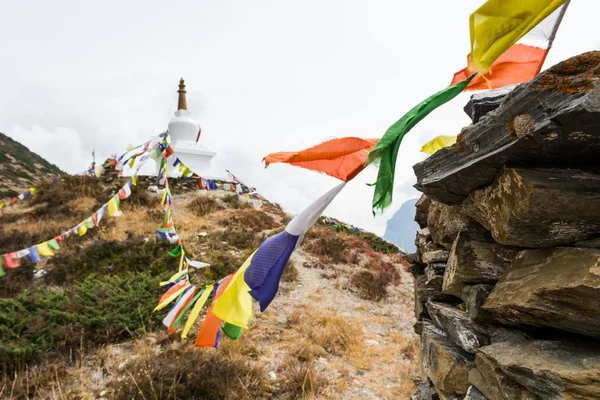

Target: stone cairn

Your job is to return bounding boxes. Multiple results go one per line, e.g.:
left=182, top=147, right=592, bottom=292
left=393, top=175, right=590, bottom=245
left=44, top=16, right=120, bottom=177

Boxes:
left=407, top=51, right=600, bottom=400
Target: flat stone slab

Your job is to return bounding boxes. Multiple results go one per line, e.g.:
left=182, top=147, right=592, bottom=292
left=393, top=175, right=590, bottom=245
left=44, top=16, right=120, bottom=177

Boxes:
left=477, top=340, right=600, bottom=399
left=421, top=322, right=474, bottom=395
left=414, top=51, right=600, bottom=205
left=483, top=247, right=600, bottom=338
left=443, top=231, right=517, bottom=297
left=463, top=167, right=600, bottom=247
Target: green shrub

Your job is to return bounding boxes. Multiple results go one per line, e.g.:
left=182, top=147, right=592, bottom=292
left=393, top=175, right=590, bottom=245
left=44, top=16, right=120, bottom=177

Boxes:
left=44, top=238, right=174, bottom=286
left=0, top=271, right=168, bottom=372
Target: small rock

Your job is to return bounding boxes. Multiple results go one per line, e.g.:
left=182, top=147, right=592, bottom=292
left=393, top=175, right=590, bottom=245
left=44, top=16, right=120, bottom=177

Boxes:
left=198, top=231, right=208, bottom=237
left=268, top=371, right=277, bottom=380
left=363, top=339, right=380, bottom=346
left=422, top=250, right=450, bottom=264
left=148, top=185, right=158, bottom=192
left=99, top=391, right=108, bottom=397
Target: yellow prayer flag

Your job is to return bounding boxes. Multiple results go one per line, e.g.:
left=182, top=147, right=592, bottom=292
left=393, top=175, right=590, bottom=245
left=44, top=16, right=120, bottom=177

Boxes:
left=29, top=187, right=36, bottom=195
left=182, top=285, right=213, bottom=339
left=37, top=242, right=55, bottom=257
left=78, top=223, right=88, bottom=236
left=132, top=175, right=138, bottom=186
left=107, top=197, right=120, bottom=217
left=469, top=0, right=567, bottom=73
left=421, top=135, right=457, bottom=155
left=211, top=252, right=255, bottom=329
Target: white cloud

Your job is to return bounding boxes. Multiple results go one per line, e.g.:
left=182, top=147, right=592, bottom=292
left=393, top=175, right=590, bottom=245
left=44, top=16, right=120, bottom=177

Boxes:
left=0, top=0, right=597, bottom=235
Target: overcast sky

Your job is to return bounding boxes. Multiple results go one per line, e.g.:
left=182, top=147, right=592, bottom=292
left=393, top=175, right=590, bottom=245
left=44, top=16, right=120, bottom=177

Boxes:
left=0, top=0, right=598, bottom=235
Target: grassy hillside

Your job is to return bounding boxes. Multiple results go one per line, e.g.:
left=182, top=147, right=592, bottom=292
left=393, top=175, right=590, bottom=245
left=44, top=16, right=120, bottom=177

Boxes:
left=0, top=176, right=417, bottom=399
left=0, top=132, right=64, bottom=198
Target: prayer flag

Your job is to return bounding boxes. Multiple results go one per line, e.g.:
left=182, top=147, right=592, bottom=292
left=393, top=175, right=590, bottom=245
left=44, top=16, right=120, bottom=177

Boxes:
left=48, top=238, right=60, bottom=250
left=368, top=74, right=475, bottom=214
left=163, top=286, right=198, bottom=333
left=107, top=196, right=120, bottom=217
left=27, top=246, right=42, bottom=262
left=182, top=285, right=213, bottom=339
left=468, top=0, right=568, bottom=74
left=421, top=135, right=458, bottom=155
left=78, top=223, right=88, bottom=236
left=243, top=182, right=345, bottom=312
left=119, top=182, right=132, bottom=200
left=196, top=277, right=234, bottom=348
left=264, top=137, right=379, bottom=182
left=3, top=253, right=20, bottom=268
left=37, top=242, right=56, bottom=257
left=212, top=253, right=256, bottom=329
left=452, top=2, right=569, bottom=90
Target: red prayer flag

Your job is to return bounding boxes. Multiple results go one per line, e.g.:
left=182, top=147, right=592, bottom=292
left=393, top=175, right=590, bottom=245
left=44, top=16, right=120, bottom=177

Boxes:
left=3, top=253, right=20, bottom=268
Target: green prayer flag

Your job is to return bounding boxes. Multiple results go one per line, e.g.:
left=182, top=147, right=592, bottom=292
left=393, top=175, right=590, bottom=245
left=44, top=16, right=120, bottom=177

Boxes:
left=368, top=74, right=476, bottom=214
left=168, top=245, right=182, bottom=257
left=173, top=288, right=204, bottom=330
left=85, top=217, right=94, bottom=229
left=222, top=322, right=242, bottom=340
left=48, top=238, right=60, bottom=250
left=0, top=264, right=5, bottom=277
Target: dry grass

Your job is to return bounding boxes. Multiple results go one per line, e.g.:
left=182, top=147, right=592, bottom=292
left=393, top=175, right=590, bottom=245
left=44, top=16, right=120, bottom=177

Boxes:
left=281, top=260, right=299, bottom=283
left=288, top=305, right=362, bottom=358
left=277, top=358, right=324, bottom=399
left=218, top=209, right=280, bottom=232
left=187, top=195, right=223, bottom=216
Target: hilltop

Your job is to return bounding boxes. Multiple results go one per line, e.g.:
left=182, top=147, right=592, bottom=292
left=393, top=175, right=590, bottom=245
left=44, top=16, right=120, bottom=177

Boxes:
left=0, top=174, right=417, bottom=399
left=0, top=132, right=64, bottom=198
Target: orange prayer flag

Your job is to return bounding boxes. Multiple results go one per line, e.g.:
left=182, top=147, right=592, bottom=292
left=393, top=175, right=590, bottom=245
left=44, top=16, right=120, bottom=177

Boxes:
left=452, top=45, right=548, bottom=91
left=263, top=137, right=379, bottom=182
left=195, top=274, right=235, bottom=348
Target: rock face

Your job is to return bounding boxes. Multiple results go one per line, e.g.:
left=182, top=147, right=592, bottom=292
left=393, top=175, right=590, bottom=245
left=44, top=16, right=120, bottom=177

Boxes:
left=407, top=52, right=600, bottom=400
left=482, top=247, right=600, bottom=338
left=426, top=201, right=484, bottom=250
left=442, top=231, right=516, bottom=297
left=463, top=167, right=600, bottom=247
left=477, top=341, right=600, bottom=399
left=421, top=323, right=474, bottom=395
left=463, top=85, right=516, bottom=124
left=413, top=51, right=600, bottom=204
left=426, top=302, right=489, bottom=354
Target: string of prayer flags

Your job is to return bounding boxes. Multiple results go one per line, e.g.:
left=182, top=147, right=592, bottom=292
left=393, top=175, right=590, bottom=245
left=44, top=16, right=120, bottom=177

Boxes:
left=263, top=137, right=379, bottom=182
left=421, top=135, right=458, bottom=155
left=0, top=155, right=152, bottom=276
left=368, top=73, right=476, bottom=214
left=453, top=1, right=569, bottom=90
left=0, top=187, right=38, bottom=211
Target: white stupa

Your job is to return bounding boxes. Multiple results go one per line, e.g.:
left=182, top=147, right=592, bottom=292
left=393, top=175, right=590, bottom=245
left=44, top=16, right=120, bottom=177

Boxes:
left=166, top=78, right=216, bottom=176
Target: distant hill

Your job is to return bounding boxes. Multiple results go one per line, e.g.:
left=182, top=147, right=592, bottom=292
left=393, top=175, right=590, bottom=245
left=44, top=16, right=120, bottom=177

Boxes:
left=383, top=198, right=419, bottom=252
left=0, top=132, right=64, bottom=197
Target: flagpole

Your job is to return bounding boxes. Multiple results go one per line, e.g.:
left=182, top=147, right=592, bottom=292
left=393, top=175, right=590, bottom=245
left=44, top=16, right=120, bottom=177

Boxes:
left=547, top=1, right=570, bottom=50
